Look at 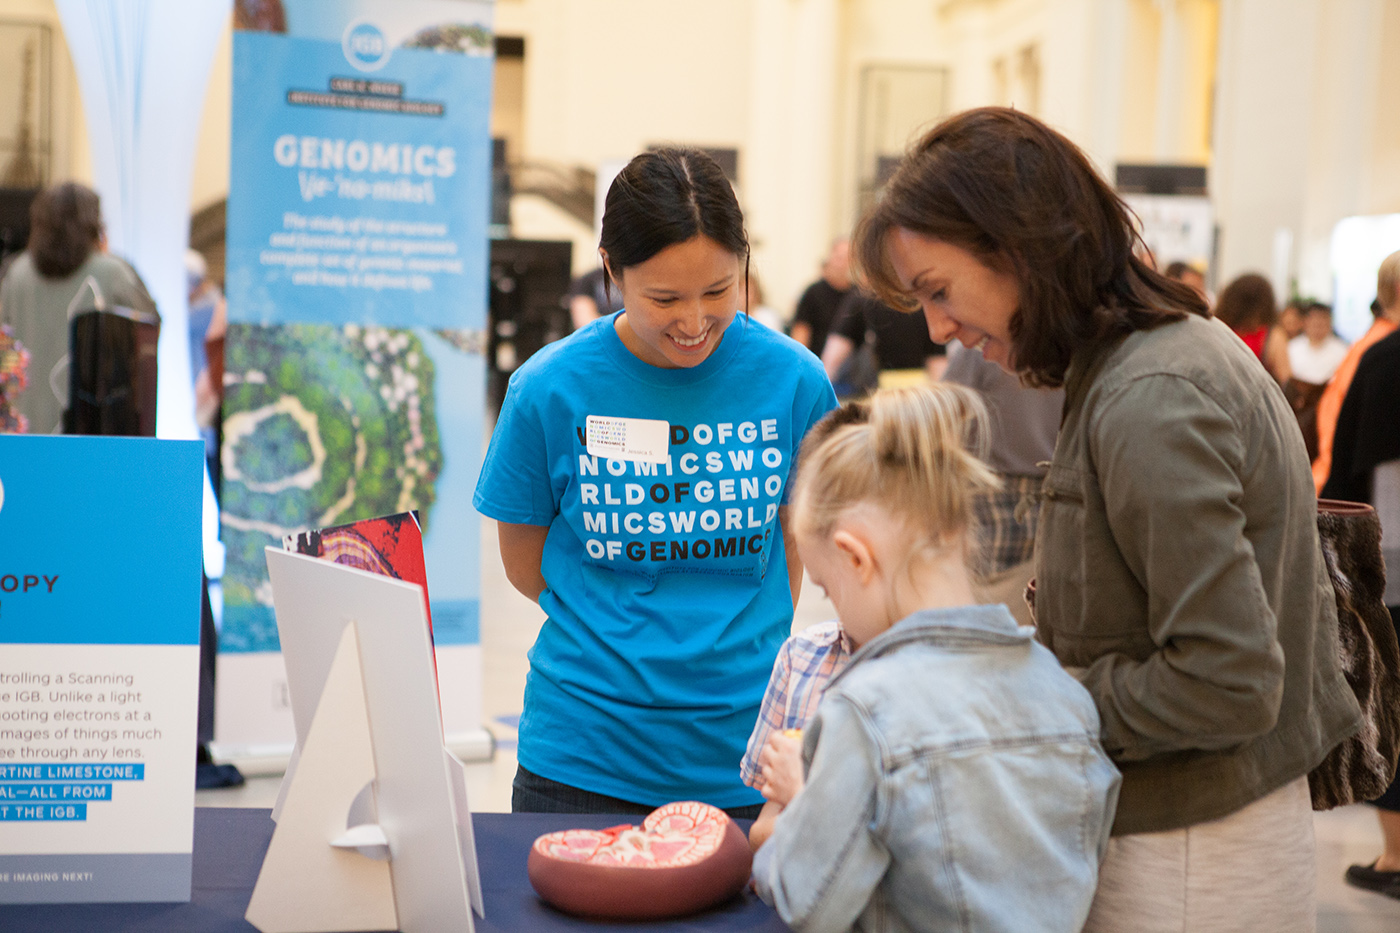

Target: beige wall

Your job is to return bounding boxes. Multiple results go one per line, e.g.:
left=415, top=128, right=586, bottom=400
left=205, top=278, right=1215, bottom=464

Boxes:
left=499, top=0, right=754, bottom=169
left=1119, top=1, right=1163, bottom=160
left=1212, top=0, right=1400, bottom=300
left=1369, top=2, right=1400, bottom=216
left=190, top=17, right=232, bottom=215
left=0, top=0, right=226, bottom=214
left=1, top=0, right=89, bottom=187
left=494, top=0, right=758, bottom=278
left=744, top=0, right=844, bottom=312
left=1174, top=0, right=1218, bottom=165
left=838, top=0, right=954, bottom=233
left=0, top=0, right=1221, bottom=311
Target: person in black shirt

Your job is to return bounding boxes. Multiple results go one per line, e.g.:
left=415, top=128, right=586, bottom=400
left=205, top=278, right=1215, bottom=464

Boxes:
left=789, top=239, right=851, bottom=355
left=567, top=267, right=625, bottom=331
left=1322, top=327, right=1400, bottom=901
left=820, top=291, right=945, bottom=397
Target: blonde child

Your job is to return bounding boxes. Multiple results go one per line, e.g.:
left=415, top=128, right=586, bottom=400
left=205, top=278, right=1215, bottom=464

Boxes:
left=751, top=384, right=1120, bottom=933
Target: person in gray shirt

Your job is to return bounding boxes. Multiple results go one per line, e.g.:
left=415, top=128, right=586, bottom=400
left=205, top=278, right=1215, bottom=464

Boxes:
left=0, top=183, right=158, bottom=434
left=943, top=340, right=1062, bottom=625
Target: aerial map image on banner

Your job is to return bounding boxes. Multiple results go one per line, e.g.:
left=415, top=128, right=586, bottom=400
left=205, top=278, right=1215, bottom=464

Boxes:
left=219, top=322, right=482, bottom=652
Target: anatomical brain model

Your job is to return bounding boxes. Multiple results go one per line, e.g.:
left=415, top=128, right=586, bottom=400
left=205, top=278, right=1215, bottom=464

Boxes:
left=527, top=801, right=752, bottom=920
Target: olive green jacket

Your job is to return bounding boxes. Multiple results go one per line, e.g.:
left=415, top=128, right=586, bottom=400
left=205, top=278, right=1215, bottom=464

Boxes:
left=1035, top=313, right=1361, bottom=835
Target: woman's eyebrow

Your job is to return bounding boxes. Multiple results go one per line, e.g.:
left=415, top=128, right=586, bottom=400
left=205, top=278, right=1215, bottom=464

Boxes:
left=643, top=275, right=734, bottom=295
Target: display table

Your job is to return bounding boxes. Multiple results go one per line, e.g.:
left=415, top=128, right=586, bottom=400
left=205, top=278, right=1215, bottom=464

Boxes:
left=0, top=808, right=789, bottom=932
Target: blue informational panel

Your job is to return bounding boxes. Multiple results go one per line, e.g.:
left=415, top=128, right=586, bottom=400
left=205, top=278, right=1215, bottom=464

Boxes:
left=226, top=26, right=492, bottom=328
left=217, top=1, right=492, bottom=754
left=0, top=436, right=203, bottom=903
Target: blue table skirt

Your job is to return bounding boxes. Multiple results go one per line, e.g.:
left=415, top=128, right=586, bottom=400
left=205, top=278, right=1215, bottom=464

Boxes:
left=0, top=807, right=791, bottom=932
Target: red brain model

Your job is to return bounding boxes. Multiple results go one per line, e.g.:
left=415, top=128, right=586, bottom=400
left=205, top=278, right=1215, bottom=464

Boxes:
left=527, top=801, right=753, bottom=920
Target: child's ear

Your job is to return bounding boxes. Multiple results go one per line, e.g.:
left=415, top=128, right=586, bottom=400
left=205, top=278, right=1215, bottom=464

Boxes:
left=831, top=529, right=877, bottom=585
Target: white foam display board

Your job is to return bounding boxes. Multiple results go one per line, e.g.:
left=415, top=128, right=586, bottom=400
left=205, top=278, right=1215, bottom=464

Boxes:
left=248, top=550, right=482, bottom=933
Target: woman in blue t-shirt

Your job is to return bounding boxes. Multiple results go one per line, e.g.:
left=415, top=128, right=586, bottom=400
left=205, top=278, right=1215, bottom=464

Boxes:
left=474, top=148, right=837, bottom=816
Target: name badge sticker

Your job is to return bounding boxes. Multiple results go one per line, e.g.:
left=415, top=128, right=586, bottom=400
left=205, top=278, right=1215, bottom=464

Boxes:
left=586, top=416, right=670, bottom=464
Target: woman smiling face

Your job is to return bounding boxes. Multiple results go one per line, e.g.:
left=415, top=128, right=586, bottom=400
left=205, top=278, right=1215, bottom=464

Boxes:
left=607, top=234, right=742, bottom=369
left=885, top=227, right=1021, bottom=371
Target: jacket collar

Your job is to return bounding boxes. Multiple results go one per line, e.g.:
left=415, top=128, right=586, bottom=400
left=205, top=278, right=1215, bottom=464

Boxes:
left=828, top=604, right=1033, bottom=691
left=1062, top=329, right=1128, bottom=424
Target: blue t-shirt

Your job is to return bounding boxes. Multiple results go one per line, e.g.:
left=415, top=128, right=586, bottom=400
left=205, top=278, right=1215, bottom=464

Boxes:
left=474, top=311, right=837, bottom=807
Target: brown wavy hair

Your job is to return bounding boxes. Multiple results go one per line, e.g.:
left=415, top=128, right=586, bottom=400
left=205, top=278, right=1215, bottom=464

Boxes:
left=854, top=108, right=1208, bottom=387
left=28, top=182, right=103, bottom=279
left=1213, top=273, right=1277, bottom=333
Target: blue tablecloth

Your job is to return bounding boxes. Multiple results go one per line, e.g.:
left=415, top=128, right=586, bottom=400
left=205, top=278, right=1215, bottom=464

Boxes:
left=0, top=807, right=790, bottom=932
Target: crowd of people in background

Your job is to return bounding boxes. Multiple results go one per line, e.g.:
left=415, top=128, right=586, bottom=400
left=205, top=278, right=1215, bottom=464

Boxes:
left=564, top=219, right=1380, bottom=515
left=0, top=182, right=159, bottom=435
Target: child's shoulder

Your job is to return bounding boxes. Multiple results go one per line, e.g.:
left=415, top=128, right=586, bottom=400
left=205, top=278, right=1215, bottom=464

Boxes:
left=776, top=621, right=850, bottom=673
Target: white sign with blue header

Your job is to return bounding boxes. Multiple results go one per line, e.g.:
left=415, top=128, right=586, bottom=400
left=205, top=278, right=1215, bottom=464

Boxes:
left=0, top=436, right=204, bottom=904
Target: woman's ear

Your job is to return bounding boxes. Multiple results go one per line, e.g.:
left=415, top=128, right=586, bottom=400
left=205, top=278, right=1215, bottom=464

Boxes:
left=831, top=528, right=877, bottom=585
left=599, top=249, right=620, bottom=288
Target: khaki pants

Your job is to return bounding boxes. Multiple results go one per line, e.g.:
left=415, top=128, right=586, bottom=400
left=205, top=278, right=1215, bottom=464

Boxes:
left=1083, top=776, right=1316, bottom=933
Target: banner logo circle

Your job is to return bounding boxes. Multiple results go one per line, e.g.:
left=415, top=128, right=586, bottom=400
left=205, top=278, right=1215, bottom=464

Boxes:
left=343, top=20, right=391, bottom=72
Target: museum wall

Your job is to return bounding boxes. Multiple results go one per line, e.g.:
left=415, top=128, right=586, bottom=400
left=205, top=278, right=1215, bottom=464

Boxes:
left=0, top=0, right=89, bottom=189
left=189, top=17, right=231, bottom=217
left=4, top=0, right=1399, bottom=313
left=1213, top=0, right=1400, bottom=300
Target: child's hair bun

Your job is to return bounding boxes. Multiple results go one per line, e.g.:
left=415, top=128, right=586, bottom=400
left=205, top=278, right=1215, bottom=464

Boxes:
left=794, top=384, right=1001, bottom=543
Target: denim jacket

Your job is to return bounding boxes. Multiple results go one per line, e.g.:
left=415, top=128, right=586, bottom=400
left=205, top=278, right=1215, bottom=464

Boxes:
left=753, top=605, right=1120, bottom=933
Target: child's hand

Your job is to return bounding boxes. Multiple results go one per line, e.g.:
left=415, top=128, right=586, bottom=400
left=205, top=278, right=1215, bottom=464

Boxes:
left=747, top=799, right=783, bottom=852
left=757, top=730, right=804, bottom=806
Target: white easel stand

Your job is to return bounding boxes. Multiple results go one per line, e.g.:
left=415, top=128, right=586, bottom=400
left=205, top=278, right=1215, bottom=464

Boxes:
left=246, top=553, right=484, bottom=933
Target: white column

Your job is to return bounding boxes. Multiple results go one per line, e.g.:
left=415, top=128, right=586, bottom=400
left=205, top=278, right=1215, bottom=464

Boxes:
left=56, top=0, right=231, bottom=576
left=745, top=0, right=842, bottom=315
left=53, top=0, right=231, bottom=442
left=1212, top=0, right=1384, bottom=304
left=1211, top=0, right=1320, bottom=288
left=1296, top=0, right=1385, bottom=302
left=1152, top=0, right=1183, bottom=162
left=1083, top=0, right=1131, bottom=174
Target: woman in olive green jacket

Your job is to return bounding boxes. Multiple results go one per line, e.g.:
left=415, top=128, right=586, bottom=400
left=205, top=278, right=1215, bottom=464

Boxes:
left=855, top=107, right=1361, bottom=932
